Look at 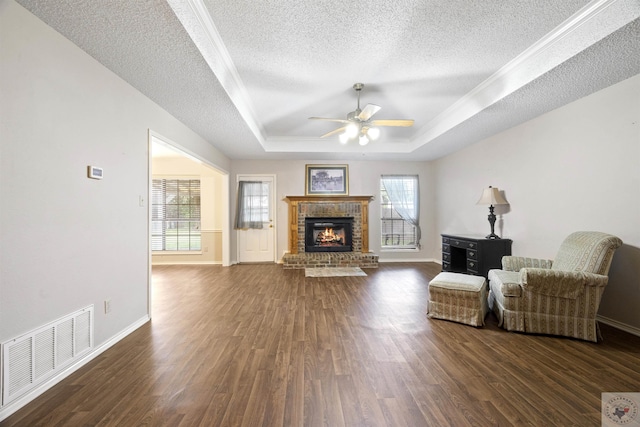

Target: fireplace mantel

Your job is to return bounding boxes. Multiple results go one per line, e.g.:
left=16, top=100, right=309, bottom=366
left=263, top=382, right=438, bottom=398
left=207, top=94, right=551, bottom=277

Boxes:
left=285, top=195, right=373, bottom=203
left=284, top=195, right=373, bottom=255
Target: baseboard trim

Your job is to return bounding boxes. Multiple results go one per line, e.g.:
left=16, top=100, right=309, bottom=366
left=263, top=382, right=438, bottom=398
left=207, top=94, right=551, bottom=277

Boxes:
left=597, top=315, right=640, bottom=337
left=277, top=258, right=439, bottom=265
left=152, top=261, right=222, bottom=266
left=378, top=258, right=438, bottom=263
left=0, top=315, right=151, bottom=422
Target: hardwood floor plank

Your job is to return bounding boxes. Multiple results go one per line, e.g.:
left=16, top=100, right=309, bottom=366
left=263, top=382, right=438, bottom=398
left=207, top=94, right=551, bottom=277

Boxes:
left=202, top=393, right=231, bottom=426
left=283, top=341, right=305, bottom=426
left=335, top=374, right=367, bottom=426
left=2, top=263, right=639, bottom=427
left=319, top=375, right=347, bottom=427
left=240, top=369, right=271, bottom=427
left=345, top=357, right=389, bottom=426
left=305, top=379, right=327, bottom=427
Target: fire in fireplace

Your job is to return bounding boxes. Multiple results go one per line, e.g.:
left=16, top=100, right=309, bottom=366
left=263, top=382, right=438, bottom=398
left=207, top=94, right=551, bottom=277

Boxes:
left=305, top=217, right=353, bottom=252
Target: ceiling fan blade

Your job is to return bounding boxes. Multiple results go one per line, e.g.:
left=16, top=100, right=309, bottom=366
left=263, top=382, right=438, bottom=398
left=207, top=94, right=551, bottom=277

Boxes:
left=321, top=126, right=347, bottom=138
left=358, top=104, right=381, bottom=121
left=309, top=117, right=350, bottom=124
left=370, top=119, right=414, bottom=127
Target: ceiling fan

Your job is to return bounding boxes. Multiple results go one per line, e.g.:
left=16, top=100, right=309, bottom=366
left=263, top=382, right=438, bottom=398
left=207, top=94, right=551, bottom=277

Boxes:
left=309, top=83, right=414, bottom=145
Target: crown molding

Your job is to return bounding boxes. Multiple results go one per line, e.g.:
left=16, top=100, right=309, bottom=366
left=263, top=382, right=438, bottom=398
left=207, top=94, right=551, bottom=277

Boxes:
left=166, top=0, right=266, bottom=146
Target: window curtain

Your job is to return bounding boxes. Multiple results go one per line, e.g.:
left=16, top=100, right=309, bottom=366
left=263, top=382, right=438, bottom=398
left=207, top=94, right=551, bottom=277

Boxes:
left=381, top=175, right=421, bottom=247
left=234, top=181, right=266, bottom=229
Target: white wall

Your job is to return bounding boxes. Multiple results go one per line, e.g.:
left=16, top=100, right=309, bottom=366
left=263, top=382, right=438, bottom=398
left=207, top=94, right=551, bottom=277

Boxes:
left=0, top=0, right=230, bottom=357
left=433, top=73, right=640, bottom=330
left=152, top=157, right=224, bottom=264
left=230, top=160, right=437, bottom=263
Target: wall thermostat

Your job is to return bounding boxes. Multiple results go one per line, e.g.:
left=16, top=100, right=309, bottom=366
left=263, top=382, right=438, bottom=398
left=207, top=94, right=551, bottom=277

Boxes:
left=87, top=166, right=103, bottom=179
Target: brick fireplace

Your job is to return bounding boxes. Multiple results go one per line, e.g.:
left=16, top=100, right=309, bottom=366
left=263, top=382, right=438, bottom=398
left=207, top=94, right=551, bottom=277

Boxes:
left=282, top=195, right=379, bottom=269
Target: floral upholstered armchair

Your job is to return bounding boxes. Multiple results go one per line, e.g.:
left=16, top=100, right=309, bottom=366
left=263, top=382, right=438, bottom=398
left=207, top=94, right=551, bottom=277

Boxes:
left=487, top=231, right=622, bottom=342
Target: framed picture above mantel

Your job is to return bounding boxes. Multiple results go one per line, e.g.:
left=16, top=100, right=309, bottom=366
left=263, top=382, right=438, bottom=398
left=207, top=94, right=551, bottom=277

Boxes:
left=305, top=164, right=349, bottom=196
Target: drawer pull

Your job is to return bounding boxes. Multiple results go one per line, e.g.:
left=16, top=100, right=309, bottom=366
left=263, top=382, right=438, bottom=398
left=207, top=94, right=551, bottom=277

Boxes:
left=469, top=262, right=475, bottom=267
left=469, top=243, right=475, bottom=248
left=468, top=251, right=475, bottom=257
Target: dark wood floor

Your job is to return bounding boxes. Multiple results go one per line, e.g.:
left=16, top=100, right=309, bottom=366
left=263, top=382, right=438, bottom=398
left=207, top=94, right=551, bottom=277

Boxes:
left=2, top=263, right=639, bottom=426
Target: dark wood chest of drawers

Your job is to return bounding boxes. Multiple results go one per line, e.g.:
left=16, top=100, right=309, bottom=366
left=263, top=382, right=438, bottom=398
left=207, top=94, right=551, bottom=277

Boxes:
left=441, top=234, right=512, bottom=278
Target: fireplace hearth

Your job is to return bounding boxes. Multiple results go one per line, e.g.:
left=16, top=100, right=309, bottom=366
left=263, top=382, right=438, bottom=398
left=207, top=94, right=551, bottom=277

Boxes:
left=305, top=217, right=353, bottom=252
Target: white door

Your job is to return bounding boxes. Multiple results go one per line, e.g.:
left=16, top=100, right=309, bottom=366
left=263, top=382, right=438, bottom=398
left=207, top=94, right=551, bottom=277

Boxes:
left=237, top=175, right=276, bottom=263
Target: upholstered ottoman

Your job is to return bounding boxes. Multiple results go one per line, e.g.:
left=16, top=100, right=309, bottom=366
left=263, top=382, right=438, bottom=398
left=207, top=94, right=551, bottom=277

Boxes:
left=427, top=272, right=488, bottom=327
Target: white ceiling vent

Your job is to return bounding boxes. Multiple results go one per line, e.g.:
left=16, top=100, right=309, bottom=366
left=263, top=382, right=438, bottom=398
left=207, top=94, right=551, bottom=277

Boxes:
left=2, top=306, right=94, bottom=405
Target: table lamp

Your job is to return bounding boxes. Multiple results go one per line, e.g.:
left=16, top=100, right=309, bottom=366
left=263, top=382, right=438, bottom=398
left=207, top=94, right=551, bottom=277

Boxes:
left=477, top=186, right=508, bottom=239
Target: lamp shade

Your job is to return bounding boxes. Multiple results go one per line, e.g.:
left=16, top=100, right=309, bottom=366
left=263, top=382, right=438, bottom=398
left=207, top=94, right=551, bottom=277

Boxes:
left=476, top=186, right=508, bottom=205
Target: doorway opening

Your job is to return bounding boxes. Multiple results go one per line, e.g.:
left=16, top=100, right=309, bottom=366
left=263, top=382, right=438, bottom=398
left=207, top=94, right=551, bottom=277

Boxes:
left=148, top=131, right=230, bottom=317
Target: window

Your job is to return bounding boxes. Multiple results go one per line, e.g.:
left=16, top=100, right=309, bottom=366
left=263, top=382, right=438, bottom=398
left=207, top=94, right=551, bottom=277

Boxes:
left=152, top=178, right=201, bottom=251
left=234, top=181, right=270, bottom=229
left=380, top=175, right=420, bottom=249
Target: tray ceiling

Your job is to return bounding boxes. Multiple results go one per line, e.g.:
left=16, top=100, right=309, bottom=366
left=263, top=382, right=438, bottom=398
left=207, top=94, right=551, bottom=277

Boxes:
left=16, top=0, right=640, bottom=160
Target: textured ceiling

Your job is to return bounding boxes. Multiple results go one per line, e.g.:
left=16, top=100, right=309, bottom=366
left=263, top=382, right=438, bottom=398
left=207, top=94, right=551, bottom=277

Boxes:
left=15, top=0, right=640, bottom=161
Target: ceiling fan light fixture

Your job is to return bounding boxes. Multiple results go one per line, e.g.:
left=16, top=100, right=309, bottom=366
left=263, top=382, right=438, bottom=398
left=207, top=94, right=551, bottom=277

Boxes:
left=345, top=123, right=359, bottom=138
left=309, top=83, right=414, bottom=144
left=367, top=127, right=380, bottom=140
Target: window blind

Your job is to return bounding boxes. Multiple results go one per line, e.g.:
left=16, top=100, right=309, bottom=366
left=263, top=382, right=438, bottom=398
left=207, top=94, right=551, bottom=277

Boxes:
left=151, top=179, right=201, bottom=251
